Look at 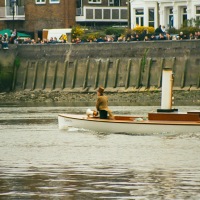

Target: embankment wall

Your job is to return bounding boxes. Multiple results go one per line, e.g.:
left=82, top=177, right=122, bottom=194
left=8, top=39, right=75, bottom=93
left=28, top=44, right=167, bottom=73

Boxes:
left=0, top=40, right=200, bottom=93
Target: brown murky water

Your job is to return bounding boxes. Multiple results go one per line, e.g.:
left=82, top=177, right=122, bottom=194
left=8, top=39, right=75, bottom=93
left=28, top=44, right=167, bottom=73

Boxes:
left=0, top=106, right=200, bottom=200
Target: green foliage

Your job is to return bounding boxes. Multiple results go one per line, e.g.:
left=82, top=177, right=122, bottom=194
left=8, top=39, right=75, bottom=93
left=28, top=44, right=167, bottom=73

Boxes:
left=167, top=27, right=178, bottom=34
left=72, top=25, right=156, bottom=41
left=0, top=72, right=12, bottom=92
left=195, top=19, right=200, bottom=27
left=105, top=27, right=125, bottom=36
left=14, top=57, right=20, bottom=69
left=72, top=25, right=107, bottom=41
left=71, top=25, right=85, bottom=39
left=179, top=27, right=200, bottom=35
left=82, top=32, right=106, bottom=41
left=73, top=21, right=200, bottom=41
left=132, top=26, right=155, bottom=34
left=168, top=18, right=200, bottom=35
left=168, top=26, right=200, bottom=35
left=183, top=18, right=200, bottom=28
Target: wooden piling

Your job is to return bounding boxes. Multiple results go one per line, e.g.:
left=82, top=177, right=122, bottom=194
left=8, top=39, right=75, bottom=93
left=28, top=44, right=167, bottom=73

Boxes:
left=61, top=61, right=68, bottom=90
left=114, top=59, right=120, bottom=88
left=136, top=58, right=142, bottom=89
left=42, top=61, right=48, bottom=90
left=125, top=59, right=131, bottom=89
left=158, top=58, right=165, bottom=88
left=145, top=58, right=152, bottom=89
left=32, top=61, right=38, bottom=90
left=83, top=57, right=90, bottom=89
left=52, top=61, right=58, bottom=90
left=181, top=58, right=188, bottom=88
left=71, top=60, right=77, bottom=89
left=23, top=61, right=29, bottom=90
left=11, top=63, right=17, bottom=90
left=94, top=59, right=101, bottom=89
left=103, top=59, right=109, bottom=89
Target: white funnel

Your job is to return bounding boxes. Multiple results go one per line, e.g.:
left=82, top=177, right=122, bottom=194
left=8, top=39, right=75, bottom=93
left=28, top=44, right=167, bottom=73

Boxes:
left=161, top=69, right=173, bottom=110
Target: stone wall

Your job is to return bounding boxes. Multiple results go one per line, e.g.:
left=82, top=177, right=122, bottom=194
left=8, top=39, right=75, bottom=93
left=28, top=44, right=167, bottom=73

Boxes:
left=0, top=40, right=200, bottom=93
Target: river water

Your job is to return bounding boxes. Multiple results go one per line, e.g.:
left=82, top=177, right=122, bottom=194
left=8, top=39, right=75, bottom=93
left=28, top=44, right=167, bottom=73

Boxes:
left=0, top=105, right=200, bottom=200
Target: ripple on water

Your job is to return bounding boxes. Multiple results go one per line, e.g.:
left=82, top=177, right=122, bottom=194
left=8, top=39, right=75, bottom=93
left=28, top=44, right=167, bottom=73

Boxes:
left=0, top=106, right=200, bottom=199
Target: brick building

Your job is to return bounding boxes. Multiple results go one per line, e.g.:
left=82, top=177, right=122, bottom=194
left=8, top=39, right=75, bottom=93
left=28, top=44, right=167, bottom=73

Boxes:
left=0, top=0, right=25, bottom=31
left=0, top=1, right=128, bottom=40
left=0, top=0, right=76, bottom=39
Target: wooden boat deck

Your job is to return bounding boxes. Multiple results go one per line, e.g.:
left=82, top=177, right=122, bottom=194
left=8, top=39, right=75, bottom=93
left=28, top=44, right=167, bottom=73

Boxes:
left=59, top=112, right=200, bottom=125
left=149, top=111, right=200, bottom=121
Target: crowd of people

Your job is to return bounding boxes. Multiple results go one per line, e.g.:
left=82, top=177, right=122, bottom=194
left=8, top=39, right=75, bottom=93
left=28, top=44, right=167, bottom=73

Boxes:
left=72, top=25, right=200, bottom=43
left=0, top=29, right=17, bottom=49
left=41, top=29, right=200, bottom=44
left=0, top=33, right=9, bottom=49
left=1, top=26, right=200, bottom=48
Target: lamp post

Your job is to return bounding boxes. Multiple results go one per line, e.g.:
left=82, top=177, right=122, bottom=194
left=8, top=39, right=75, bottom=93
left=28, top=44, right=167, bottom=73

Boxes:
left=10, top=0, right=16, bottom=31
left=127, top=0, right=131, bottom=29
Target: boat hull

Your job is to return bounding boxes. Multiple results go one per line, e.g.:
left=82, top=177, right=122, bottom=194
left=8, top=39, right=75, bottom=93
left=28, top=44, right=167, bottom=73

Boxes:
left=58, top=114, right=200, bottom=134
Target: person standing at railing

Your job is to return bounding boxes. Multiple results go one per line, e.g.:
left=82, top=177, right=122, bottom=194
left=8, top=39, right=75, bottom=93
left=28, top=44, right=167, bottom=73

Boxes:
left=155, top=25, right=164, bottom=35
left=2, top=33, right=9, bottom=49
left=0, top=34, right=2, bottom=45
left=10, top=29, right=16, bottom=44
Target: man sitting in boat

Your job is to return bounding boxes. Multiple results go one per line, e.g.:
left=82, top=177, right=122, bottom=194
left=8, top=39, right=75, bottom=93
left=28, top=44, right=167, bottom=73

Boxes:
left=96, top=86, right=114, bottom=119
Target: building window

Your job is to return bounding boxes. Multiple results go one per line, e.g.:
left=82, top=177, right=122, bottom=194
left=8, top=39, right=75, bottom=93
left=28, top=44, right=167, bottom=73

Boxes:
left=168, top=8, right=173, bottom=28
left=88, top=0, right=101, bottom=4
left=49, top=0, right=60, bottom=3
left=182, top=7, right=187, bottom=25
left=196, top=6, right=200, bottom=14
left=109, top=0, right=114, bottom=6
left=109, top=0, right=120, bottom=6
left=135, top=9, right=144, bottom=26
left=36, top=0, right=46, bottom=4
left=196, top=6, right=200, bottom=21
left=76, top=0, right=82, bottom=16
left=148, top=9, right=154, bottom=27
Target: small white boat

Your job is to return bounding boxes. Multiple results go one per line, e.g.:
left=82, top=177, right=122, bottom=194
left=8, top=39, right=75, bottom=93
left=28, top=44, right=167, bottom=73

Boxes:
left=58, top=69, right=200, bottom=134
left=58, top=112, right=200, bottom=134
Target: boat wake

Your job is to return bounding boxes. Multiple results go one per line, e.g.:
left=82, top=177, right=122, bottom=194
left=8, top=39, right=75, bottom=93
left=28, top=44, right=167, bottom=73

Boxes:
left=62, top=127, right=200, bottom=139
